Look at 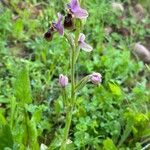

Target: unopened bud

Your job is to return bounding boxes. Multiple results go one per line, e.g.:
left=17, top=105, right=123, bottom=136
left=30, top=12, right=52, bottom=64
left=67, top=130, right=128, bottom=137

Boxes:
left=59, top=74, right=68, bottom=87
left=90, top=72, right=102, bottom=85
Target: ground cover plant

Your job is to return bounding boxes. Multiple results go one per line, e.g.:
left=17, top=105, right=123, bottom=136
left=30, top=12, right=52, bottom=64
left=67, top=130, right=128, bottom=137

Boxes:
left=0, top=0, right=150, bottom=150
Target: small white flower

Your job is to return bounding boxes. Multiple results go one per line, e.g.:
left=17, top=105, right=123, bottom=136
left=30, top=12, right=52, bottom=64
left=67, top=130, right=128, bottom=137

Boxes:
left=40, top=143, right=48, bottom=150
left=66, top=139, right=72, bottom=144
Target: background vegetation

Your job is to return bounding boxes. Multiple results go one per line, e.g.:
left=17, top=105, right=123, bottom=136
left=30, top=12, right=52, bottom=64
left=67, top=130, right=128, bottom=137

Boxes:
left=0, top=0, right=150, bottom=149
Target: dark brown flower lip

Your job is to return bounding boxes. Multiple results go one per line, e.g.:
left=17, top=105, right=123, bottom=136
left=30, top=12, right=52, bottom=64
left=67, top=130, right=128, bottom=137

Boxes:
left=64, top=13, right=75, bottom=30
left=44, top=27, right=54, bottom=41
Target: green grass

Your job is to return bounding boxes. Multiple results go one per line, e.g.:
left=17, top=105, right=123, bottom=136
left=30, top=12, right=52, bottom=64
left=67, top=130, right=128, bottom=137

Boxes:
left=0, top=0, right=150, bottom=149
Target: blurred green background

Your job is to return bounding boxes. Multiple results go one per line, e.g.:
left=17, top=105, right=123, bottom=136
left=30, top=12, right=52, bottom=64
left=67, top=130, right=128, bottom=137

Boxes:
left=0, top=0, right=150, bottom=149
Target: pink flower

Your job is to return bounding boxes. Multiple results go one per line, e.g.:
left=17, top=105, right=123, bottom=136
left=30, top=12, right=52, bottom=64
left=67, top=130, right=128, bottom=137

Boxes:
left=59, top=74, right=68, bottom=87
left=78, top=33, right=93, bottom=52
left=90, top=72, right=102, bottom=85
left=52, top=13, right=64, bottom=35
left=67, top=0, right=88, bottom=19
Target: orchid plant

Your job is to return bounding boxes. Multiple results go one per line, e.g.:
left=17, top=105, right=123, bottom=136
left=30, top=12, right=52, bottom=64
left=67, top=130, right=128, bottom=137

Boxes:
left=44, top=0, right=102, bottom=149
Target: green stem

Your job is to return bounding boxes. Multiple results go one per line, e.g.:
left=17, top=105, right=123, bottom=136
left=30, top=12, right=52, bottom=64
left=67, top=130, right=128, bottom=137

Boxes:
left=62, top=88, right=67, bottom=106
left=60, top=107, right=72, bottom=150
left=60, top=44, right=75, bottom=150
left=71, top=46, right=75, bottom=101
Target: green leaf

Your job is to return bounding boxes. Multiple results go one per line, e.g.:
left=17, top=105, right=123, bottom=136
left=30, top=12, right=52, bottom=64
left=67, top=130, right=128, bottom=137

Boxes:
left=21, top=109, right=39, bottom=149
left=75, top=75, right=90, bottom=93
left=66, top=142, right=74, bottom=150
left=0, top=113, right=6, bottom=125
left=13, top=18, right=24, bottom=39
left=14, top=65, right=32, bottom=104
left=54, top=98, right=63, bottom=114
left=10, top=97, right=17, bottom=129
left=118, top=118, right=134, bottom=147
left=108, top=83, right=122, bottom=96
left=28, top=120, right=39, bottom=149
left=32, top=109, right=42, bottom=123
left=103, top=138, right=117, bottom=150
left=0, top=125, right=14, bottom=149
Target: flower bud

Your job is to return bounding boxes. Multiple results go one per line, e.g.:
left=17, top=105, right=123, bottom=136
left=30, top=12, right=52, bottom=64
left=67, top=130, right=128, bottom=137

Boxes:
left=59, top=74, right=68, bottom=88
left=90, top=72, right=102, bottom=85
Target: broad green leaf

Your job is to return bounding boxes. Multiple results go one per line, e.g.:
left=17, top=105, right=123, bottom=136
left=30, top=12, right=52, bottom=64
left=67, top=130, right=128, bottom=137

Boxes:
left=32, top=109, right=42, bottom=123
left=109, top=83, right=122, bottom=96
left=28, top=120, right=39, bottom=149
left=103, top=138, right=117, bottom=150
left=14, top=65, right=32, bottom=104
left=22, top=109, right=39, bottom=149
left=13, top=19, right=23, bottom=34
left=0, top=125, right=14, bottom=149
left=13, top=18, right=24, bottom=39
left=0, top=113, right=6, bottom=125
left=10, top=97, right=17, bottom=129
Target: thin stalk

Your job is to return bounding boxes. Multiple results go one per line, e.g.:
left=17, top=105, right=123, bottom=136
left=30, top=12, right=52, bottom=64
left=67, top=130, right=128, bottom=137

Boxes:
left=61, top=88, right=67, bottom=106
left=60, top=45, right=75, bottom=150
left=71, top=46, right=75, bottom=101
left=60, top=107, right=72, bottom=150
